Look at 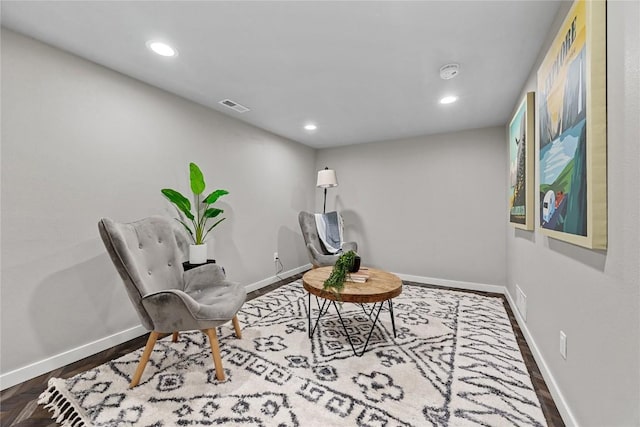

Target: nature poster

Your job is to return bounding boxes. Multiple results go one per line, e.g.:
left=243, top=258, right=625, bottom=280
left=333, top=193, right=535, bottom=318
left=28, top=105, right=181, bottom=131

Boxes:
left=509, top=94, right=533, bottom=229
left=538, top=0, right=588, bottom=236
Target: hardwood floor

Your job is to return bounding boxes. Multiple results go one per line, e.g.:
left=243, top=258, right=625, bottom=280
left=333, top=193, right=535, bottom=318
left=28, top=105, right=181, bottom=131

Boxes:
left=0, top=274, right=564, bottom=426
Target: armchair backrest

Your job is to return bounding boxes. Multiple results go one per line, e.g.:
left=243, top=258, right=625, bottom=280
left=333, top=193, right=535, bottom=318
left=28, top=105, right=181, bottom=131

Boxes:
left=298, top=211, right=329, bottom=255
left=98, top=216, right=188, bottom=330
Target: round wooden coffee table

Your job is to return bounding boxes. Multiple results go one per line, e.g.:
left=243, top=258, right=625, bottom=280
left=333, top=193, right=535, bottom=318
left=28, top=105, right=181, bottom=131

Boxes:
left=302, top=267, right=402, bottom=356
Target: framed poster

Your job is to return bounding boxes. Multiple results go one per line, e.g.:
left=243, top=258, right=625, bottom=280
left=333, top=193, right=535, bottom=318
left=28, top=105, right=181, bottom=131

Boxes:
left=537, top=0, right=607, bottom=249
left=509, top=92, right=535, bottom=230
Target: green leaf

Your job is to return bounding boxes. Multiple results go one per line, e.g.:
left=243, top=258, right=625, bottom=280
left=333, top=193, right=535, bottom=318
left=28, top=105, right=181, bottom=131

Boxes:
left=161, top=189, right=194, bottom=220
left=206, top=217, right=226, bottom=233
left=189, top=162, right=205, bottom=195
left=203, top=189, right=229, bottom=204
left=204, top=208, right=223, bottom=218
left=175, top=219, right=195, bottom=243
left=202, top=217, right=226, bottom=240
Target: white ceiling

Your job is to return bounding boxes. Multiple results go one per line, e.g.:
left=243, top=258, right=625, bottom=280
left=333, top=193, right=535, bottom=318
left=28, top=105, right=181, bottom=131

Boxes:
left=1, top=1, right=561, bottom=148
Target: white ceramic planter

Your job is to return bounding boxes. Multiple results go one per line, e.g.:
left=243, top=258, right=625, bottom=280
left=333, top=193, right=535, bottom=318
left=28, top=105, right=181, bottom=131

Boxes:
left=189, top=243, right=208, bottom=264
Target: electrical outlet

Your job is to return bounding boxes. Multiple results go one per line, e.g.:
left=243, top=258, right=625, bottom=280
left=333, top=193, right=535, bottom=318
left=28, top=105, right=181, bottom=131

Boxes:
left=273, top=252, right=279, bottom=262
left=515, top=284, right=527, bottom=321
left=559, top=331, right=567, bottom=359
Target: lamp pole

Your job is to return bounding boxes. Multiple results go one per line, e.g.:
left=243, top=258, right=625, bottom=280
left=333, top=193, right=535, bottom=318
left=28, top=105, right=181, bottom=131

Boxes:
left=323, top=187, right=328, bottom=213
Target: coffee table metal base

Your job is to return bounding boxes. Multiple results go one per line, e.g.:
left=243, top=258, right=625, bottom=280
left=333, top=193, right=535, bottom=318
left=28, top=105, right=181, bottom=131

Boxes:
left=307, top=293, right=397, bottom=357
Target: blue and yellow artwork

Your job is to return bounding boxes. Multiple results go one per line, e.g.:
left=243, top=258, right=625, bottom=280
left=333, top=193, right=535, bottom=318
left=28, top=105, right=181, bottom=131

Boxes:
left=536, top=0, right=607, bottom=249
left=538, top=0, right=588, bottom=236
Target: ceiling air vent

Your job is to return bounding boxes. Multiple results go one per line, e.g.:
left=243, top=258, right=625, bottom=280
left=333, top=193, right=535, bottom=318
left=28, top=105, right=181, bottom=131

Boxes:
left=219, top=99, right=250, bottom=113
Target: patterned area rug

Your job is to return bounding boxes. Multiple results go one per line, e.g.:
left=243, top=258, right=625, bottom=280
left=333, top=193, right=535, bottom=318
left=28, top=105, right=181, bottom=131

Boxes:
left=39, top=282, right=546, bottom=426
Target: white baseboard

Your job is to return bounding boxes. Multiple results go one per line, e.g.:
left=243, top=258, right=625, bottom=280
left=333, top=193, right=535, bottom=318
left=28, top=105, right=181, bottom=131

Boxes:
left=0, top=324, right=147, bottom=391
left=0, top=264, right=311, bottom=391
left=504, top=290, right=578, bottom=427
left=394, top=272, right=506, bottom=295
left=245, top=263, right=311, bottom=293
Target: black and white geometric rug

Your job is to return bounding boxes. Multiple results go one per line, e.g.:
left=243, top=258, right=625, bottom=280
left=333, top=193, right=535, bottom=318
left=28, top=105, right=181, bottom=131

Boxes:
left=39, top=282, right=546, bottom=426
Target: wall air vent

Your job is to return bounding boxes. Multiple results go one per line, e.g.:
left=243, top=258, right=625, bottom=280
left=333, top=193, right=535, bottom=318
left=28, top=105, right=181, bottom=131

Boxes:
left=218, top=99, right=250, bottom=113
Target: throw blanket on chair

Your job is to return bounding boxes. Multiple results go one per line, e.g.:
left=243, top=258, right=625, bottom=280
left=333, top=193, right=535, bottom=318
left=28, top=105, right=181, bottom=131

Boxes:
left=314, top=211, right=344, bottom=254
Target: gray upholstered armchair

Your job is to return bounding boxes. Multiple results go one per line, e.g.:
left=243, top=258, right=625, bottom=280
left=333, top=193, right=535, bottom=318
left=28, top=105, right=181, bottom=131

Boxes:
left=98, top=216, right=246, bottom=387
left=298, top=211, right=358, bottom=267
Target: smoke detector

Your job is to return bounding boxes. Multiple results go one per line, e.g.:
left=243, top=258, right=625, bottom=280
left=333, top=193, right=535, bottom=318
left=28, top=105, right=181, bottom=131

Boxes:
left=219, top=99, right=250, bottom=113
left=439, top=64, right=460, bottom=80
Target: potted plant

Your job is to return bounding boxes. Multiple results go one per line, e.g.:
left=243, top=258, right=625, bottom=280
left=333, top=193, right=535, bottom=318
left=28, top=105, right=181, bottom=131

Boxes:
left=161, top=162, right=229, bottom=264
left=323, top=250, right=358, bottom=297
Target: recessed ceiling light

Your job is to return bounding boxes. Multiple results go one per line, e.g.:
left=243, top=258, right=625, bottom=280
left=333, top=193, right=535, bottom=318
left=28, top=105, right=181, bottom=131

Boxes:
left=146, top=41, right=177, bottom=57
left=304, top=124, right=317, bottom=131
left=440, top=96, right=458, bottom=104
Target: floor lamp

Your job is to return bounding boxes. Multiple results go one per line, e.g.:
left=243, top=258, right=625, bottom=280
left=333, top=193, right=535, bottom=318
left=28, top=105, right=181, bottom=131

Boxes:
left=317, top=167, right=338, bottom=213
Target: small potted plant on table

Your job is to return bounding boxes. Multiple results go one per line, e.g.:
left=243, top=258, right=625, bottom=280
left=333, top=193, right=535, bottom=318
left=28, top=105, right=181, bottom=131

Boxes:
left=323, top=250, right=359, bottom=297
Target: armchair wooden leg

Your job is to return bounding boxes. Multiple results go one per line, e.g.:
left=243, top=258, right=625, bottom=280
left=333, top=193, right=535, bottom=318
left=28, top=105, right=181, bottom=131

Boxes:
left=130, top=331, right=160, bottom=388
left=172, top=332, right=179, bottom=342
left=232, top=315, right=242, bottom=339
left=203, top=328, right=225, bottom=381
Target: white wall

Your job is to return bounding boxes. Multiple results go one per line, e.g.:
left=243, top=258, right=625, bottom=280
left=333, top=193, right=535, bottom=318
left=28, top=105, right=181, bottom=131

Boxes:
left=0, top=29, right=315, bottom=379
left=505, top=1, right=640, bottom=425
left=317, top=126, right=507, bottom=288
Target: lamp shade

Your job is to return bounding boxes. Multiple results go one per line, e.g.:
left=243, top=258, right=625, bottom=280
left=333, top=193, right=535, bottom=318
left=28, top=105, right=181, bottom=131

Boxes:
left=317, top=169, right=338, bottom=188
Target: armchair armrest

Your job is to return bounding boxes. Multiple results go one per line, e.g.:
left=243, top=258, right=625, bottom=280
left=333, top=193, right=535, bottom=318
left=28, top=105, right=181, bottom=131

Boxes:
left=183, top=263, right=228, bottom=292
left=183, top=263, right=241, bottom=297
left=141, top=289, right=202, bottom=332
left=341, top=241, right=358, bottom=253
left=307, top=243, right=323, bottom=258
left=307, top=243, right=340, bottom=266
